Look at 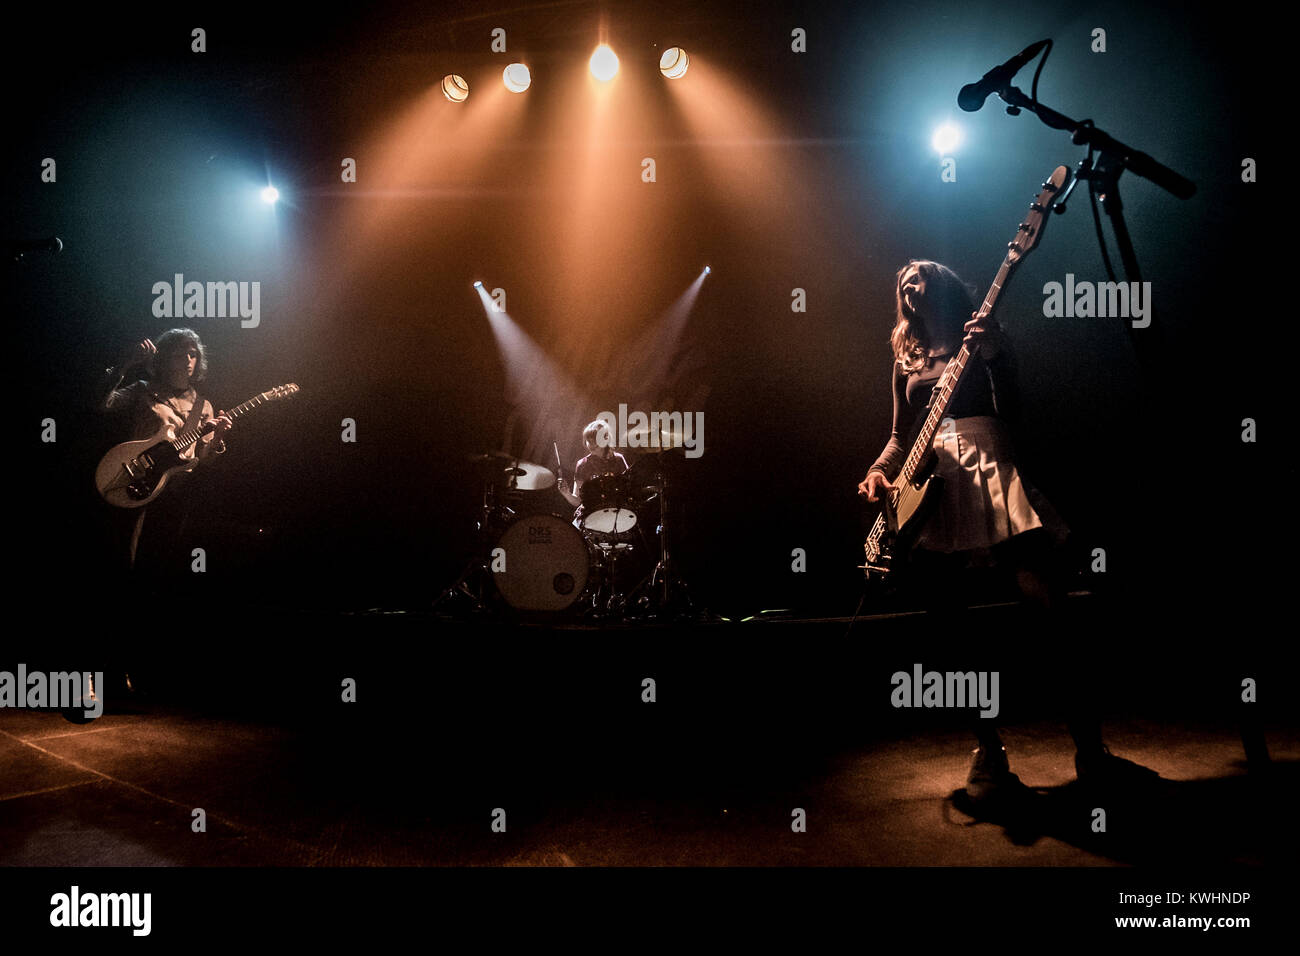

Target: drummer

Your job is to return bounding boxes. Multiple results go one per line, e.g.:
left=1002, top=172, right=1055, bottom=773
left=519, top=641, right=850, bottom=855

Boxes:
left=559, top=419, right=630, bottom=527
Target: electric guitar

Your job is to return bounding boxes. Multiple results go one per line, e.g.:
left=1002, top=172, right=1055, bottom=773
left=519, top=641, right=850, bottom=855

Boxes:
left=862, top=166, right=1069, bottom=580
left=95, top=384, right=300, bottom=507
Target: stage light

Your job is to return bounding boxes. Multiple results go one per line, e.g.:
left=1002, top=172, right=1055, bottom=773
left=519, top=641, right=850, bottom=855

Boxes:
left=473, top=280, right=483, bottom=288
left=590, top=44, right=619, bottom=82
left=659, top=47, right=689, bottom=79
left=503, top=63, right=532, bottom=93
left=703, top=265, right=711, bottom=275
left=932, top=123, right=961, bottom=154
left=442, top=74, right=469, bottom=103
left=260, top=186, right=279, bottom=204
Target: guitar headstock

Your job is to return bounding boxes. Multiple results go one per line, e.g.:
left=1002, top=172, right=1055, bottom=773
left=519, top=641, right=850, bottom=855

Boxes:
left=264, top=383, right=300, bottom=402
left=1007, top=164, right=1070, bottom=266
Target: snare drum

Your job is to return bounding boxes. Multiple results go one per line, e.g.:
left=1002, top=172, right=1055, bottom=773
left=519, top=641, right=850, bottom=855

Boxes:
left=491, top=513, right=591, bottom=612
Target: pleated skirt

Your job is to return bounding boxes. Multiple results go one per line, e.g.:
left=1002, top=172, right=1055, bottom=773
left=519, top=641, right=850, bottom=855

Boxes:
left=916, top=415, right=1068, bottom=555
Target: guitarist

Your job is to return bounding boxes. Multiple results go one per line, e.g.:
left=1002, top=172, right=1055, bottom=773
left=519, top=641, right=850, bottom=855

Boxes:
left=99, top=328, right=233, bottom=572
left=857, top=260, right=1050, bottom=556
left=857, top=261, right=1149, bottom=809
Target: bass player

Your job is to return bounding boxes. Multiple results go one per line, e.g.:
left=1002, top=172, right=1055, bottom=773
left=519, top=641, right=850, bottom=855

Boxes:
left=857, top=259, right=1151, bottom=810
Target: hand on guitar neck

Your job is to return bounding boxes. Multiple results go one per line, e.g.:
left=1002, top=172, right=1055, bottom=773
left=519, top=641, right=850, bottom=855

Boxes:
left=205, top=411, right=234, bottom=443
left=962, top=312, right=1007, bottom=361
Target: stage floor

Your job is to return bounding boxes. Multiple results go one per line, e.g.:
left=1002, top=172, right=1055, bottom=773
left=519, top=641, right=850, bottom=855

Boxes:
left=3, top=698, right=1294, bottom=867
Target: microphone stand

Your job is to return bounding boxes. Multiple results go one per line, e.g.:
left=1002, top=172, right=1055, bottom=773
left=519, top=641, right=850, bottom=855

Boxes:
left=990, top=82, right=1195, bottom=381
left=988, top=82, right=1274, bottom=771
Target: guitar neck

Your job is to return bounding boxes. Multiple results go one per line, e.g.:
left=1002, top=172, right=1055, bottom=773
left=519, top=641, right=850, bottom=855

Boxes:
left=169, top=393, right=273, bottom=451
left=896, top=255, right=1014, bottom=485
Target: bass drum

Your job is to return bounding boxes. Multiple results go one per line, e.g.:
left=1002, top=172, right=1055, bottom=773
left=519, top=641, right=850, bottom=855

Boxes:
left=492, top=513, right=591, bottom=612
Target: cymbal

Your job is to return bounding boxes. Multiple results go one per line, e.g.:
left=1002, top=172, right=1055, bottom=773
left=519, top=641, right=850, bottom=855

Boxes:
left=623, top=423, right=690, bottom=453
left=468, top=451, right=556, bottom=490
left=505, top=460, right=555, bottom=490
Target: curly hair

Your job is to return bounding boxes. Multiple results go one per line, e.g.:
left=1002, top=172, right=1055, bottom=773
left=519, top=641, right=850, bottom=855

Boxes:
left=890, top=260, right=977, bottom=374
left=149, top=328, right=208, bottom=385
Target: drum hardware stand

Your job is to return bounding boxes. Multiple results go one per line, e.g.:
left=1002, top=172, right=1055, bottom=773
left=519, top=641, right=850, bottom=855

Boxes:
left=433, top=554, right=490, bottom=614
left=591, top=513, right=637, bottom=619
left=433, top=478, right=503, bottom=615
left=582, top=557, right=625, bottom=621
left=607, top=517, right=634, bottom=616
left=628, top=468, right=695, bottom=619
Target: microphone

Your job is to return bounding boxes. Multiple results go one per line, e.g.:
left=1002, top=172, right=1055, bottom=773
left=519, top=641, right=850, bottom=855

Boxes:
left=958, top=40, right=1050, bottom=112
left=10, top=236, right=64, bottom=259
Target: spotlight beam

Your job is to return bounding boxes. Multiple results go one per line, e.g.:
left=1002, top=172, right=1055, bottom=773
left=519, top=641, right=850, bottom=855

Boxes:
left=474, top=283, right=589, bottom=465
left=612, top=270, right=710, bottom=408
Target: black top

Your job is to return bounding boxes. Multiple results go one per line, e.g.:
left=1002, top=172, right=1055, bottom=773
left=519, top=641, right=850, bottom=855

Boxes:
left=868, top=344, right=1019, bottom=480
left=575, top=451, right=629, bottom=485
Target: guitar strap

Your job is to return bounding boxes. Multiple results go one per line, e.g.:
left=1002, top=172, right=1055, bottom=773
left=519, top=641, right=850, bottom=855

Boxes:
left=148, top=388, right=203, bottom=426
left=178, top=391, right=207, bottom=453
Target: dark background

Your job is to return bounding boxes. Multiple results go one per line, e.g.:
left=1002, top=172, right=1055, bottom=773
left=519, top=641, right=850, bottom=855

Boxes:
left=4, top=0, right=1275, bottom=622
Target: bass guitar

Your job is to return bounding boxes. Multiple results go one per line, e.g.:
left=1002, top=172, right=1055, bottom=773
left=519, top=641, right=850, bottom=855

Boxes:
left=863, top=166, right=1069, bottom=580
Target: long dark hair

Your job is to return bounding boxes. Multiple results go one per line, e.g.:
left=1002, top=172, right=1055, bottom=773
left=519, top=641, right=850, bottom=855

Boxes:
left=148, top=328, right=208, bottom=386
left=890, top=260, right=976, bottom=374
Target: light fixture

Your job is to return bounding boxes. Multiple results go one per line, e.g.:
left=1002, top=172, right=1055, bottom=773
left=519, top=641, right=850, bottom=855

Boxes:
left=590, top=44, right=619, bottom=82
left=442, top=74, right=469, bottom=102
left=660, top=47, right=689, bottom=79
left=931, top=123, right=961, bottom=154
left=503, top=63, right=532, bottom=93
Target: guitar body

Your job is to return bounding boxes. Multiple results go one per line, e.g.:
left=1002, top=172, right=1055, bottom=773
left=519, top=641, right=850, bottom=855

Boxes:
left=865, top=464, right=943, bottom=585
left=887, top=461, right=941, bottom=538
left=95, top=427, right=198, bottom=508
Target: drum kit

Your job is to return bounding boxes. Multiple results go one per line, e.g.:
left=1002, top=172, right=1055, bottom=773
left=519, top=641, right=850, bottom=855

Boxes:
left=436, top=424, right=697, bottom=621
